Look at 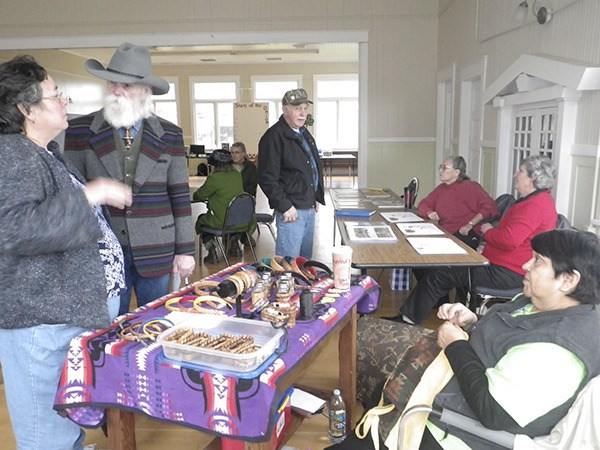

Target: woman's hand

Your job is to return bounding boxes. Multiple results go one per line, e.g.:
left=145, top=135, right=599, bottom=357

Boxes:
left=480, top=222, right=493, bottom=234
left=459, top=223, right=473, bottom=236
left=83, top=178, right=132, bottom=209
left=428, top=211, right=440, bottom=222
left=437, top=321, right=469, bottom=349
left=437, top=303, right=478, bottom=328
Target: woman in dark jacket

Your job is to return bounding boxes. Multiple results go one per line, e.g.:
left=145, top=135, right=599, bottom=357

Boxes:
left=0, top=56, right=131, bottom=449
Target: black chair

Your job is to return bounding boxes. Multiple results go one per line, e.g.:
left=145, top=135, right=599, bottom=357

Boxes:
left=489, top=193, right=516, bottom=227
left=197, top=193, right=258, bottom=267
left=255, top=211, right=276, bottom=241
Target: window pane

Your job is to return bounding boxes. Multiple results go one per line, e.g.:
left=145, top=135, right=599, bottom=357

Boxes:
left=153, top=102, right=178, bottom=125
left=338, top=100, right=359, bottom=147
left=317, top=80, right=358, bottom=98
left=316, top=101, right=338, bottom=150
left=255, top=81, right=298, bottom=100
left=218, top=102, right=234, bottom=146
left=195, top=103, right=215, bottom=147
left=194, top=82, right=236, bottom=100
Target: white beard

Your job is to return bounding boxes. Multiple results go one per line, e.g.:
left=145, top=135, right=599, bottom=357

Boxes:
left=103, top=93, right=153, bottom=129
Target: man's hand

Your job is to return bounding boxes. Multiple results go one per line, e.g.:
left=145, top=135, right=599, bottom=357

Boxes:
left=172, top=254, right=195, bottom=278
left=283, top=206, right=298, bottom=222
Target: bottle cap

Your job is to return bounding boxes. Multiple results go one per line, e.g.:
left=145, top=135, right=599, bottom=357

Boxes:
left=333, top=389, right=340, bottom=395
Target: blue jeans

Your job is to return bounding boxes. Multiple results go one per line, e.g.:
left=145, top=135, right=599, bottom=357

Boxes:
left=275, top=208, right=316, bottom=259
left=0, top=324, right=87, bottom=450
left=119, top=247, right=170, bottom=316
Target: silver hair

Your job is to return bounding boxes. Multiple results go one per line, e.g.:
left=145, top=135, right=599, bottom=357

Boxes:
left=521, top=155, right=556, bottom=190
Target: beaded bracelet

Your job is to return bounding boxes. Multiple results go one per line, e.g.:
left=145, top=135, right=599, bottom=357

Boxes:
left=141, top=318, right=174, bottom=341
left=117, top=321, right=146, bottom=342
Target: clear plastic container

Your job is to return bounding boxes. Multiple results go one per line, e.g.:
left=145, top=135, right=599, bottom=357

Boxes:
left=157, top=314, right=285, bottom=373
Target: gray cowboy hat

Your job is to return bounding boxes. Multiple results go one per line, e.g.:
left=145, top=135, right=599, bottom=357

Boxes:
left=85, top=42, right=169, bottom=95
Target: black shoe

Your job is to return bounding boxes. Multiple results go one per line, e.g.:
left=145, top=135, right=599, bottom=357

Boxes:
left=203, top=249, right=219, bottom=264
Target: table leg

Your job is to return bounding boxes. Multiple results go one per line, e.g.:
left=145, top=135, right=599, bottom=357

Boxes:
left=338, top=306, right=357, bottom=427
left=107, top=408, right=136, bottom=450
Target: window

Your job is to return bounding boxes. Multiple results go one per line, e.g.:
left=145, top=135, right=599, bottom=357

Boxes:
left=191, top=77, right=238, bottom=148
left=252, top=76, right=301, bottom=125
left=511, top=106, right=557, bottom=195
left=150, top=79, right=178, bottom=125
left=314, top=75, right=359, bottom=151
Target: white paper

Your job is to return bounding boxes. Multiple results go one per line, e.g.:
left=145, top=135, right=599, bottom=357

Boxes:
left=380, top=211, right=424, bottom=223
left=290, top=388, right=326, bottom=414
left=344, top=221, right=397, bottom=241
left=397, top=222, right=444, bottom=236
left=406, top=237, right=468, bottom=255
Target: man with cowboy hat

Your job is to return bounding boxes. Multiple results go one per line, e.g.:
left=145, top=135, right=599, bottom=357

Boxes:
left=64, top=42, right=195, bottom=316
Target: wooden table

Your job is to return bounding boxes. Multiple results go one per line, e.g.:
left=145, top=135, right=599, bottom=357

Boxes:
left=320, top=154, right=357, bottom=187
left=105, top=307, right=358, bottom=450
left=336, top=213, right=489, bottom=273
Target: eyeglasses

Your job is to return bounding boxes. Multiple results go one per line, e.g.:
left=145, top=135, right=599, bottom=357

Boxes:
left=42, top=92, right=69, bottom=102
left=438, top=164, right=454, bottom=171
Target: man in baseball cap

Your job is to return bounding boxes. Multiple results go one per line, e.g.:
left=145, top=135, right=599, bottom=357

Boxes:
left=64, top=42, right=196, bottom=315
left=257, top=88, right=324, bottom=259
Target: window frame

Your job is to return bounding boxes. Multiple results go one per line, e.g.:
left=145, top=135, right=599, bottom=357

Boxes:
left=313, top=73, right=359, bottom=152
left=251, top=75, right=301, bottom=126
left=150, top=76, right=179, bottom=125
left=190, top=75, right=240, bottom=148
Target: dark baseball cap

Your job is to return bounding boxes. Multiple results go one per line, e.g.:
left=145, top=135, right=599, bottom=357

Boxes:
left=282, top=88, right=313, bottom=106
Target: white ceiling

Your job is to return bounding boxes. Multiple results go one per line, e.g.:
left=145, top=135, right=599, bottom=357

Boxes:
left=62, top=42, right=358, bottom=66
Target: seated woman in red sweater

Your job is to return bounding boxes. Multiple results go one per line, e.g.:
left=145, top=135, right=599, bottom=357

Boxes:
left=389, top=155, right=557, bottom=324
left=417, top=156, right=499, bottom=249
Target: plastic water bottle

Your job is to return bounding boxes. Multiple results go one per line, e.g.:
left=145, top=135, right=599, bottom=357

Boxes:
left=328, top=388, right=347, bottom=443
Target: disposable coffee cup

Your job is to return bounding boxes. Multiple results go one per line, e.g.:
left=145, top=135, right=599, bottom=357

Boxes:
left=332, top=245, right=353, bottom=291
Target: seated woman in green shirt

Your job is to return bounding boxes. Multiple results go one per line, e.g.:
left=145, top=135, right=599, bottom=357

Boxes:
left=193, top=149, right=245, bottom=264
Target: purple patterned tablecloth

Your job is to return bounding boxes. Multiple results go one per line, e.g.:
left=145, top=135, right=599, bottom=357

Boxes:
left=54, top=263, right=380, bottom=442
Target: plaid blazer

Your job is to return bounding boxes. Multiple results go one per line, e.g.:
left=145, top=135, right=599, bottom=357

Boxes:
left=64, top=111, right=195, bottom=277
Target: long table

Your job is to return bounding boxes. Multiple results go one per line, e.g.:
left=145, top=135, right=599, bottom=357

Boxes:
left=320, top=154, right=357, bottom=187
left=336, top=214, right=489, bottom=273
left=54, top=263, right=380, bottom=449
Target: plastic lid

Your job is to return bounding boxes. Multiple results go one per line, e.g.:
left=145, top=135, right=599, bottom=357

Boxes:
left=333, top=389, right=340, bottom=395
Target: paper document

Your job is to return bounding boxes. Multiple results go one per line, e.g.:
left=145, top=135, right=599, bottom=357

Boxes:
left=380, top=211, right=424, bottom=223
left=344, top=221, right=397, bottom=241
left=406, top=237, right=468, bottom=255
left=397, top=222, right=444, bottom=236
left=290, top=388, right=326, bottom=415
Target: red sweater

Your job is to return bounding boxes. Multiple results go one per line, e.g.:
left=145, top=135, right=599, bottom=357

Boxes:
left=416, top=180, right=499, bottom=235
left=482, top=190, right=557, bottom=275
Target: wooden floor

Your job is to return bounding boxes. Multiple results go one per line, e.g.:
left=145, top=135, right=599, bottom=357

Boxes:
left=0, top=177, right=441, bottom=450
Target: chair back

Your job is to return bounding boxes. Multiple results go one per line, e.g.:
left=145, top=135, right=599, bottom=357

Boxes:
left=489, top=193, right=516, bottom=227
left=223, top=192, right=255, bottom=232
left=556, top=213, right=574, bottom=230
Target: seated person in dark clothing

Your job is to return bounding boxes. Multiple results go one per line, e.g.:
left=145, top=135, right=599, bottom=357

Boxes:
left=328, top=229, right=600, bottom=450
left=231, top=141, right=257, bottom=197
left=388, top=155, right=557, bottom=325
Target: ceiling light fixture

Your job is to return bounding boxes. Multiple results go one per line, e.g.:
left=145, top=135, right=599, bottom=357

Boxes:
left=515, top=1, right=553, bottom=25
